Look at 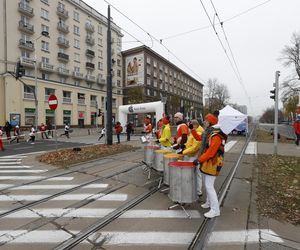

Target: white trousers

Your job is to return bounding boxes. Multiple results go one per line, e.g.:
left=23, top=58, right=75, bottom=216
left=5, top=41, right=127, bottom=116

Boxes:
left=203, top=174, right=219, bottom=214
left=184, top=155, right=202, bottom=195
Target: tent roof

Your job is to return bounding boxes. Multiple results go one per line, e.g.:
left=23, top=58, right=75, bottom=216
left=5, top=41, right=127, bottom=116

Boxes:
left=219, top=105, right=247, bottom=117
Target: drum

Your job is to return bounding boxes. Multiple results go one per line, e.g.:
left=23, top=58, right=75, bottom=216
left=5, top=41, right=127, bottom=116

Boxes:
left=154, top=149, right=173, bottom=172
left=163, top=153, right=184, bottom=186
left=144, top=145, right=160, bottom=166
left=168, top=161, right=197, bottom=204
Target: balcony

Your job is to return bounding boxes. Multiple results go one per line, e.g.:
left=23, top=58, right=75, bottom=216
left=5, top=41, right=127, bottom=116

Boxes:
left=18, top=2, right=34, bottom=17
left=24, top=92, right=35, bottom=99
left=20, top=56, right=35, bottom=68
left=57, top=37, right=69, bottom=48
left=63, top=97, right=72, bottom=103
left=57, top=67, right=69, bottom=76
left=39, top=62, right=55, bottom=72
left=18, top=21, right=34, bottom=34
left=85, top=23, right=95, bottom=33
left=78, top=99, right=85, bottom=105
left=72, top=71, right=84, bottom=79
left=85, top=49, right=95, bottom=58
left=97, top=76, right=106, bottom=85
left=56, top=6, right=69, bottom=19
left=18, top=39, right=34, bottom=51
left=86, top=74, right=96, bottom=83
left=57, top=52, right=69, bottom=62
left=85, top=36, right=95, bottom=46
left=85, top=62, right=95, bottom=70
left=90, top=100, right=97, bottom=107
left=57, top=22, right=69, bottom=33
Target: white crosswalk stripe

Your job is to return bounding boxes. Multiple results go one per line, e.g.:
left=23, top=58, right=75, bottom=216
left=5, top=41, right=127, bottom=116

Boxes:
left=245, top=142, right=257, bottom=155
left=0, top=183, right=108, bottom=190
left=225, top=140, right=237, bottom=152
left=0, top=176, right=74, bottom=180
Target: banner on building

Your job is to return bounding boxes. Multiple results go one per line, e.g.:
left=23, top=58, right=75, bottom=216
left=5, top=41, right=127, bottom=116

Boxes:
left=125, top=53, right=144, bottom=87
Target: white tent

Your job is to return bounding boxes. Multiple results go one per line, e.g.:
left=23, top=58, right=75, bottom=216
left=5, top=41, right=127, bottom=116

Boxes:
left=218, top=105, right=248, bottom=135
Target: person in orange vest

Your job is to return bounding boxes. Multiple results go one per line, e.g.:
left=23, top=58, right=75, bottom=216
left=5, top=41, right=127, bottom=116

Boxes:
left=155, top=118, right=163, bottom=139
left=172, top=112, right=189, bottom=151
left=293, top=116, right=300, bottom=146
left=114, top=121, right=123, bottom=144
left=0, top=126, right=4, bottom=151
left=144, top=116, right=153, bottom=137
left=193, top=113, right=227, bottom=218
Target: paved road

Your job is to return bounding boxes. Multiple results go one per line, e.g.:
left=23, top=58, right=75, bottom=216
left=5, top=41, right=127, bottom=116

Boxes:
left=259, top=123, right=295, bottom=139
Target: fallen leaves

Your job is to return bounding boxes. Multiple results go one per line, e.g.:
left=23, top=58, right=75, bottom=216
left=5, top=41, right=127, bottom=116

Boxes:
left=38, top=144, right=135, bottom=168
left=256, top=154, right=300, bottom=225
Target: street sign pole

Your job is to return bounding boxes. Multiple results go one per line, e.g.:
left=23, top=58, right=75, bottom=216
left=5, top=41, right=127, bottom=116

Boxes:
left=48, top=94, right=58, bottom=151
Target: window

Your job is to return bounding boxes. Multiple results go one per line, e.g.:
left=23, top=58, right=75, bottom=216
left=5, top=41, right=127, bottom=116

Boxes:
left=117, top=59, right=121, bottom=66
left=41, top=8, right=49, bottom=20
left=21, top=50, right=30, bottom=58
left=73, top=25, right=80, bottom=36
left=74, top=80, right=80, bottom=86
left=41, top=41, right=49, bottom=51
left=98, top=38, right=102, bottom=46
left=60, top=77, right=66, bottom=84
left=21, top=33, right=30, bottom=42
left=98, top=62, right=103, bottom=70
left=74, top=53, right=80, bottom=62
left=41, top=24, right=49, bottom=33
left=74, top=66, right=80, bottom=73
left=99, top=50, right=103, bottom=58
left=117, top=70, right=121, bottom=77
left=41, top=57, right=49, bottom=63
left=73, top=10, right=80, bottom=21
left=45, top=88, right=55, bottom=96
left=117, top=80, right=121, bottom=87
left=63, top=91, right=71, bottom=98
left=42, top=73, right=49, bottom=80
left=74, top=39, right=80, bottom=49
left=98, top=25, right=102, bottom=34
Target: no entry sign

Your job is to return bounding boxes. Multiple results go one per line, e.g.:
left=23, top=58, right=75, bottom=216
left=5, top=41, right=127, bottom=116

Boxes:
left=48, top=94, right=58, bottom=110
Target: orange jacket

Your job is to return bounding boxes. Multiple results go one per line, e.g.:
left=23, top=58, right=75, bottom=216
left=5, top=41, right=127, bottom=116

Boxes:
left=198, top=135, right=222, bottom=163
left=115, top=124, right=123, bottom=134
left=144, top=123, right=152, bottom=134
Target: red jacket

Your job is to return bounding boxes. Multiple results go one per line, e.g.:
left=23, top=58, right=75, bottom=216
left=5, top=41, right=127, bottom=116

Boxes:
left=115, top=124, right=123, bottom=134
left=294, top=121, right=300, bottom=134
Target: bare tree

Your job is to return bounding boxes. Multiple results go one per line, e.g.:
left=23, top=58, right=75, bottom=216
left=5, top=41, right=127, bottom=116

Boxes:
left=204, top=78, right=230, bottom=113
left=280, top=31, right=300, bottom=97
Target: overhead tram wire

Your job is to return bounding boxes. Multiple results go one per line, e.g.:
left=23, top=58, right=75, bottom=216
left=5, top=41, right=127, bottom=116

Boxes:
left=160, top=0, right=273, bottom=41
left=103, top=0, right=207, bottom=84
left=209, top=0, right=252, bottom=110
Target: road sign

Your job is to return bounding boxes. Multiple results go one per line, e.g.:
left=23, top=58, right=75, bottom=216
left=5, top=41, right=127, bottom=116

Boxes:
left=48, top=94, right=58, bottom=110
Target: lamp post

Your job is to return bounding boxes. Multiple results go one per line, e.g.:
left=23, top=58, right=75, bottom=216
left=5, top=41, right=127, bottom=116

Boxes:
left=34, top=31, right=49, bottom=130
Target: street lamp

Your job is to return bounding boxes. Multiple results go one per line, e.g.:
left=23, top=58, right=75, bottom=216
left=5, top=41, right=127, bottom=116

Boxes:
left=34, top=31, right=49, bottom=130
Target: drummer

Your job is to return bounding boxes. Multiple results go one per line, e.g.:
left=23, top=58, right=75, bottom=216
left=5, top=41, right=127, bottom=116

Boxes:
left=144, top=116, right=153, bottom=137
left=181, top=119, right=204, bottom=197
left=155, top=115, right=172, bottom=149
left=172, top=112, right=189, bottom=151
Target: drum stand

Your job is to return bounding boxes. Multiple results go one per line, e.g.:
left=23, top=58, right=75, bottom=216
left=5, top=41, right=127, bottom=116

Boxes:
left=141, top=161, right=163, bottom=188
left=168, top=202, right=191, bottom=219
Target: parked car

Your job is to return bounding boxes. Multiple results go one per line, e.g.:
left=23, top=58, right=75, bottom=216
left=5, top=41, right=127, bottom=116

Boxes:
left=232, top=121, right=247, bottom=135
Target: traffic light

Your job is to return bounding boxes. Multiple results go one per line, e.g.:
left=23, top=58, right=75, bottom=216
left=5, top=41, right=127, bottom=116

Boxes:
left=270, top=88, right=276, bottom=101
left=15, top=61, right=25, bottom=79
left=98, top=109, right=103, bottom=117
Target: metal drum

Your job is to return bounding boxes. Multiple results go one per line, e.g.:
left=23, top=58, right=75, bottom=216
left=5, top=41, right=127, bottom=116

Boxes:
left=154, top=149, right=173, bottom=172
left=163, top=153, right=184, bottom=186
left=144, top=145, right=160, bottom=166
left=168, top=161, right=197, bottom=204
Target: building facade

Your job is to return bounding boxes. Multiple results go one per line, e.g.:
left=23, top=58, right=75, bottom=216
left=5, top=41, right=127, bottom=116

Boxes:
left=0, top=0, right=123, bottom=127
left=122, top=46, right=203, bottom=124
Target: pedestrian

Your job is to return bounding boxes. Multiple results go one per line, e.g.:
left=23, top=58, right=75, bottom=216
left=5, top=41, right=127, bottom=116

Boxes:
left=40, top=123, right=48, bottom=139
left=0, top=126, right=4, bottom=151
left=10, top=125, right=21, bottom=143
left=3, top=121, right=12, bottom=140
left=155, top=115, right=172, bottom=148
left=193, top=113, right=227, bottom=218
left=126, top=122, right=133, bottom=141
left=172, top=112, right=189, bottom=150
left=98, top=127, right=106, bottom=141
left=60, top=123, right=70, bottom=138
left=114, top=121, right=123, bottom=144
left=182, top=120, right=204, bottom=197
left=47, top=120, right=53, bottom=138
left=293, top=116, right=300, bottom=146
left=27, top=125, right=36, bottom=144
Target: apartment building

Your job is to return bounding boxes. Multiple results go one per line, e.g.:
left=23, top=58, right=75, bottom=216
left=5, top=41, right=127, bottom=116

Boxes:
left=0, top=0, right=123, bottom=127
left=122, top=46, right=203, bottom=124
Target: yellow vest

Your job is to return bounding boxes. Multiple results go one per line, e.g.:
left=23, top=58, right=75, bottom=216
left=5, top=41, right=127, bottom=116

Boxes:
left=182, top=126, right=204, bottom=156
left=159, top=123, right=172, bottom=147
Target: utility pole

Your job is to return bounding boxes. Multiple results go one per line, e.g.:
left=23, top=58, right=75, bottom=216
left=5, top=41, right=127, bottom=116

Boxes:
left=106, top=5, right=113, bottom=145
left=273, top=71, right=280, bottom=154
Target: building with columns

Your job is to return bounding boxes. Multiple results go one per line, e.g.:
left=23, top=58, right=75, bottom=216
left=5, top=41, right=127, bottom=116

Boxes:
left=0, top=0, right=123, bottom=127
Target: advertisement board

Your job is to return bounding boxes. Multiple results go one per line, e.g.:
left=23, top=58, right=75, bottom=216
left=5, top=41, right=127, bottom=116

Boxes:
left=125, top=53, right=144, bottom=87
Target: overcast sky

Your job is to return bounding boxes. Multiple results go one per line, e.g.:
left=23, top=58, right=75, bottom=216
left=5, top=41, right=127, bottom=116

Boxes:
left=84, top=0, right=300, bottom=117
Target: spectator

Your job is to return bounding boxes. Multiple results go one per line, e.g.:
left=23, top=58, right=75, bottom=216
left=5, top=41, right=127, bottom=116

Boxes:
left=3, top=121, right=12, bottom=140
left=10, top=125, right=21, bottom=143
left=126, top=122, right=133, bottom=141
left=0, top=126, right=4, bottom=151
left=293, top=116, right=300, bottom=146
left=47, top=120, right=53, bottom=138
left=114, top=122, right=123, bottom=144
left=27, top=125, right=36, bottom=144
left=40, top=123, right=48, bottom=139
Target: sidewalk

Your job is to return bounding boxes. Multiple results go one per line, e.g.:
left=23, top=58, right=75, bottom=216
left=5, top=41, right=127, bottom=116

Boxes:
left=205, top=142, right=300, bottom=250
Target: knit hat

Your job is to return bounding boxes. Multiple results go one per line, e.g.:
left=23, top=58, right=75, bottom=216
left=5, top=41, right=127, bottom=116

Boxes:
left=174, top=112, right=183, bottom=120
left=205, top=113, right=218, bottom=125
